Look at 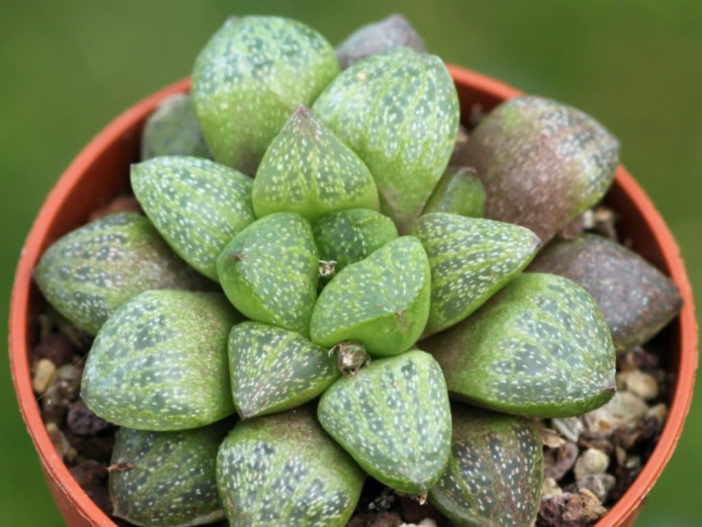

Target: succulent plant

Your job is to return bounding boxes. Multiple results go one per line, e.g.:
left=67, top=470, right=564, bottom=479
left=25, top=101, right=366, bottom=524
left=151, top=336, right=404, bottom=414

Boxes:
left=31, top=12, right=685, bottom=527
left=34, top=212, right=210, bottom=335
left=131, top=156, right=255, bottom=280
left=318, top=350, right=451, bottom=495
left=314, top=46, right=459, bottom=233
left=423, top=273, right=616, bottom=417
left=217, top=406, right=364, bottom=527
left=335, top=13, right=425, bottom=69
left=429, top=405, right=543, bottom=527
left=217, top=212, right=319, bottom=335
left=422, top=166, right=486, bottom=218
left=228, top=322, right=339, bottom=418
left=81, top=290, right=239, bottom=430
left=140, top=94, right=211, bottom=160
left=312, top=208, right=398, bottom=274
left=529, top=233, right=683, bottom=350
left=252, top=105, right=379, bottom=220
left=464, top=95, right=619, bottom=243
left=109, top=423, right=228, bottom=526
left=191, top=16, right=339, bottom=173
left=310, top=236, right=431, bottom=356
left=413, top=212, right=541, bottom=336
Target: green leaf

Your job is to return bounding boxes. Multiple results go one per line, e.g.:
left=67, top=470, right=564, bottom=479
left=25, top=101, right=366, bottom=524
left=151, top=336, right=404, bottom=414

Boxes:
left=313, top=47, right=459, bottom=233
left=228, top=321, right=339, bottom=419
left=422, top=273, right=616, bottom=417
left=413, top=213, right=540, bottom=336
left=34, top=212, right=210, bottom=335
left=131, top=156, right=256, bottom=280
left=310, top=236, right=430, bottom=357
left=529, top=233, right=683, bottom=350
left=192, top=16, right=339, bottom=173
left=429, top=405, right=543, bottom=527
left=82, top=290, right=239, bottom=430
left=252, top=105, right=379, bottom=220
left=318, top=350, right=451, bottom=495
left=217, top=212, right=319, bottom=335
left=335, top=14, right=425, bottom=69
left=140, top=94, right=211, bottom=160
left=463, top=95, right=619, bottom=243
left=217, top=406, right=364, bottom=527
left=422, top=166, right=486, bottom=218
left=312, top=208, right=398, bottom=273
left=110, top=423, right=228, bottom=527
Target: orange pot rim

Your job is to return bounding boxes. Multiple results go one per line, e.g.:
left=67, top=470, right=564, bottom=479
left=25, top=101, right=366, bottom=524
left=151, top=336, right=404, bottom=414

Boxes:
left=9, top=66, right=698, bottom=527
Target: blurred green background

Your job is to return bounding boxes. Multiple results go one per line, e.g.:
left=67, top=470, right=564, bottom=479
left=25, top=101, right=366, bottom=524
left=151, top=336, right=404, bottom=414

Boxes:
left=1, top=1, right=700, bottom=525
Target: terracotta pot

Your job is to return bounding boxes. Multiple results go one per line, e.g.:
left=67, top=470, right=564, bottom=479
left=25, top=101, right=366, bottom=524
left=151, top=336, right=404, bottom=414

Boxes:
left=9, top=66, right=697, bottom=527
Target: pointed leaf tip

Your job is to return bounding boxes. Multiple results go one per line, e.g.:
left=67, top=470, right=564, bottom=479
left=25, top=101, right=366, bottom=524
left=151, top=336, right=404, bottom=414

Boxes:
left=253, top=107, right=379, bottom=220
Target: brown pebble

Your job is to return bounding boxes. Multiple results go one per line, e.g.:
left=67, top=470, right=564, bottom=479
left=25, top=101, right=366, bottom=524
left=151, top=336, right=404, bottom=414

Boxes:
left=611, top=414, right=663, bottom=450
left=647, top=403, right=668, bottom=425
left=625, top=456, right=642, bottom=471
left=537, top=491, right=607, bottom=527
left=577, top=434, right=615, bottom=456
left=32, top=359, right=57, bottom=394
left=591, top=205, right=618, bottom=240
left=544, top=441, right=579, bottom=480
left=347, top=511, right=403, bottom=527
left=67, top=400, right=111, bottom=436
left=56, top=363, right=82, bottom=389
left=70, top=459, right=107, bottom=485
left=610, top=456, right=643, bottom=502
